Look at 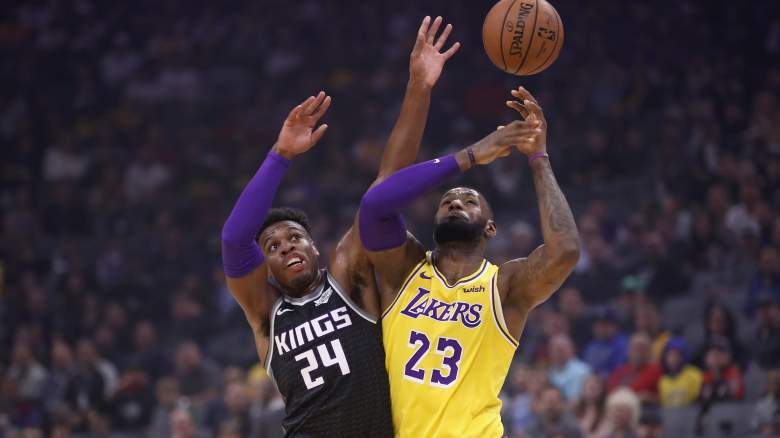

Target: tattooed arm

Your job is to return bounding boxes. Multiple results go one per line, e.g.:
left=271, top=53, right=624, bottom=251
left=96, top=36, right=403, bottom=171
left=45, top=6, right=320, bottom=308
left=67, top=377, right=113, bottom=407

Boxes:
left=497, top=87, right=581, bottom=339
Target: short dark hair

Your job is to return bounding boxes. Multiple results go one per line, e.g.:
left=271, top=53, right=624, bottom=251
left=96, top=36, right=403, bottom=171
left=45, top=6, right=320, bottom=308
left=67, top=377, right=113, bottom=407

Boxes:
left=256, top=207, right=312, bottom=241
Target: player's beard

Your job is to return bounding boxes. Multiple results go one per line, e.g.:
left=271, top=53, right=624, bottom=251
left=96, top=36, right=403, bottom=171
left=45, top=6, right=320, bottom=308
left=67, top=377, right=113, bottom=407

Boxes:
left=433, top=218, right=486, bottom=246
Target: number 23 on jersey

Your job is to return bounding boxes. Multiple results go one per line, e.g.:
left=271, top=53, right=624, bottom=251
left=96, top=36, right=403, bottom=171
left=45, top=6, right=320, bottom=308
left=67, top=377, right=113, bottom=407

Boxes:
left=403, top=330, right=462, bottom=387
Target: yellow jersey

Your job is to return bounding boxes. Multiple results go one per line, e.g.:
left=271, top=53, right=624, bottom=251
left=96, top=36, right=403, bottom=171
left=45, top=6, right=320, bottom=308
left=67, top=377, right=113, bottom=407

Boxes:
left=382, top=252, right=518, bottom=438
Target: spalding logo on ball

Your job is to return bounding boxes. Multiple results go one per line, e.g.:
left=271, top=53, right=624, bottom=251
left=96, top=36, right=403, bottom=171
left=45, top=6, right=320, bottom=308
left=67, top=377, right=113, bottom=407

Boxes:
left=483, top=0, right=564, bottom=76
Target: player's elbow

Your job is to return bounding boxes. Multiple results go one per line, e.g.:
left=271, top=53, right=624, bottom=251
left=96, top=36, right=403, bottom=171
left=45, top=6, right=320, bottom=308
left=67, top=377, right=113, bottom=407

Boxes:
left=360, top=188, right=383, bottom=217
left=220, top=223, right=245, bottom=249
left=553, top=238, right=581, bottom=270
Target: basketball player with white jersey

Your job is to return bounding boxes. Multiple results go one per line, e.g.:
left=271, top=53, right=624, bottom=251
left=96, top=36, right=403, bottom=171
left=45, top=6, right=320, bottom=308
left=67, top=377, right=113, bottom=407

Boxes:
left=220, top=17, right=459, bottom=436
left=358, top=86, right=581, bottom=437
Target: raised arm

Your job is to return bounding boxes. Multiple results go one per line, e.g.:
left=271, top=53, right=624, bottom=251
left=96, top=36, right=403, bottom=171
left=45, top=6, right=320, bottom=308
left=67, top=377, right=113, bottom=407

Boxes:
left=329, top=17, right=459, bottom=310
left=498, top=87, right=581, bottom=336
left=375, top=15, right=460, bottom=182
left=221, top=92, right=330, bottom=336
left=360, top=121, right=540, bottom=294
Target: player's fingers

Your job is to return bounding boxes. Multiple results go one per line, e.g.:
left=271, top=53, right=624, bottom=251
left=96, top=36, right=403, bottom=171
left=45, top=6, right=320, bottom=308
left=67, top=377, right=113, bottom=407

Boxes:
left=442, top=42, right=461, bottom=59
left=298, top=95, right=318, bottom=117
left=523, top=99, right=544, bottom=118
left=506, top=100, right=530, bottom=118
left=512, top=86, right=539, bottom=105
left=305, top=91, right=327, bottom=116
left=434, top=23, right=452, bottom=50
left=287, top=104, right=304, bottom=120
left=427, top=16, right=443, bottom=44
left=509, top=129, right=543, bottom=141
left=418, top=16, right=431, bottom=38
left=311, top=124, right=329, bottom=145
left=497, top=125, right=505, bottom=130
left=311, top=95, right=331, bottom=120
left=412, top=30, right=425, bottom=53
left=297, top=96, right=316, bottom=117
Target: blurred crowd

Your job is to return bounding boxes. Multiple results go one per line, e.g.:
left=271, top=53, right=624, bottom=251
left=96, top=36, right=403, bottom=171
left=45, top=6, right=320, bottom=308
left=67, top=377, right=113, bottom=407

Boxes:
left=1, top=0, right=779, bottom=436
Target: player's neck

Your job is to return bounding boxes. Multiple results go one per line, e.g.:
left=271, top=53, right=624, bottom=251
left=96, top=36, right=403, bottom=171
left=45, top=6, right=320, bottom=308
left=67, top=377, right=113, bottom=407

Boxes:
left=432, top=244, right=485, bottom=285
left=284, top=270, right=325, bottom=299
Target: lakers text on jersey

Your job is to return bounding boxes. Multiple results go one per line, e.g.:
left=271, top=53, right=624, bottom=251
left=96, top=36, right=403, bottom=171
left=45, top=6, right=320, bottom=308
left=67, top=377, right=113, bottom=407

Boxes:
left=266, top=271, right=393, bottom=437
left=382, top=253, right=519, bottom=438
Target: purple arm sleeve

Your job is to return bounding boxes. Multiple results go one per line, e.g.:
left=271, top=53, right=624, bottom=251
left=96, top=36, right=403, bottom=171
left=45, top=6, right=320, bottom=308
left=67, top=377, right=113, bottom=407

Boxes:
left=359, top=154, right=460, bottom=251
left=221, top=151, right=290, bottom=278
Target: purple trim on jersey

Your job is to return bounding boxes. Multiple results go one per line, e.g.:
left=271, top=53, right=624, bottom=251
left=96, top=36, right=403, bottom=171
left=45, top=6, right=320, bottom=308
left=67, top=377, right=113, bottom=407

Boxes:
left=359, top=155, right=460, bottom=251
left=490, top=273, right=519, bottom=348
left=221, top=151, right=290, bottom=278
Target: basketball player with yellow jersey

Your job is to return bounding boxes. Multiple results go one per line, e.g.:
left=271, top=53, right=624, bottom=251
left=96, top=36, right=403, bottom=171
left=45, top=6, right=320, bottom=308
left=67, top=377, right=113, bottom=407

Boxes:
left=358, top=87, right=581, bottom=437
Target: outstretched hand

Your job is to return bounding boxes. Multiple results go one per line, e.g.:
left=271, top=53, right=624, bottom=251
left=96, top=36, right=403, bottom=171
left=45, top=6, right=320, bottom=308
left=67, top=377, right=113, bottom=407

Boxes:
left=505, top=86, right=547, bottom=156
left=409, top=16, right=461, bottom=89
left=274, top=91, right=331, bottom=160
left=467, top=119, right=543, bottom=167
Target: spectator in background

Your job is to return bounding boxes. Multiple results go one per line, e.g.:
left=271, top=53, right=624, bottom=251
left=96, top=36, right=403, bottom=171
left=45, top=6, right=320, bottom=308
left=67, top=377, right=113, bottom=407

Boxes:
left=524, top=385, right=582, bottom=438
left=148, top=377, right=180, bottom=438
left=249, top=376, right=284, bottom=438
left=65, top=339, right=110, bottom=434
left=753, top=294, right=780, bottom=369
left=502, top=364, right=535, bottom=437
left=4, top=339, right=47, bottom=427
left=746, top=246, right=780, bottom=316
left=169, top=407, right=205, bottom=438
left=700, top=337, right=745, bottom=404
left=659, top=337, right=702, bottom=408
left=557, top=287, right=593, bottom=352
left=571, top=234, right=621, bottom=303
left=632, top=302, right=670, bottom=362
left=44, top=340, right=75, bottom=421
left=693, top=302, right=748, bottom=370
left=549, top=334, right=592, bottom=401
left=584, top=308, right=628, bottom=377
left=42, top=138, right=89, bottom=182
left=607, top=333, right=662, bottom=402
left=637, top=230, right=690, bottom=303
left=127, top=320, right=170, bottom=380
left=602, top=387, right=641, bottom=438
left=203, top=382, right=250, bottom=436
left=698, top=336, right=745, bottom=434
left=614, top=276, right=648, bottom=331
left=636, top=405, right=663, bottom=438
left=752, top=368, right=780, bottom=437
left=173, top=341, right=220, bottom=405
left=123, top=146, right=172, bottom=203
left=107, top=366, right=154, bottom=435
left=573, top=374, right=608, bottom=438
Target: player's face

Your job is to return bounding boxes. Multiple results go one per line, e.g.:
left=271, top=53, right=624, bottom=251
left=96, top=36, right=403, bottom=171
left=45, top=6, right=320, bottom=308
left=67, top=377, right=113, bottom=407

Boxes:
left=259, top=221, right=320, bottom=292
left=433, top=188, right=495, bottom=244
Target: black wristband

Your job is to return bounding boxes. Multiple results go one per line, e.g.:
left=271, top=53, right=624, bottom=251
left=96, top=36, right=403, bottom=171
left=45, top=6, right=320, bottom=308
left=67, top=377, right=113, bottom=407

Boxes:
left=467, top=147, right=476, bottom=167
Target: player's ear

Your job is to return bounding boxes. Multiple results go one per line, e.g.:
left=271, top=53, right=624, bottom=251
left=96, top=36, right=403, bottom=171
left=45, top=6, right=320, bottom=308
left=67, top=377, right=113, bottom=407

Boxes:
left=485, top=219, right=497, bottom=240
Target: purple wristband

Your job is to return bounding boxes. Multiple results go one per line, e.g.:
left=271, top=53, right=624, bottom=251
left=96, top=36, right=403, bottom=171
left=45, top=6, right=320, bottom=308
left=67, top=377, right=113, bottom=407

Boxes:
left=529, top=151, right=549, bottom=164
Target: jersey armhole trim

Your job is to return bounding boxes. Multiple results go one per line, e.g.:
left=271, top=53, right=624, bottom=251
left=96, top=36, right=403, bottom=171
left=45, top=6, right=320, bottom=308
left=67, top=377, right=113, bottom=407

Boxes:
left=380, top=258, right=426, bottom=320
left=491, top=272, right=520, bottom=349
left=265, top=298, right=284, bottom=372
left=326, top=272, right=378, bottom=324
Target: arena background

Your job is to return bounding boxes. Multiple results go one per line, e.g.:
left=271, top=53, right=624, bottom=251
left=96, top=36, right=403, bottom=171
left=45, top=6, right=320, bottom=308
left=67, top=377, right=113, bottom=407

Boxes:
left=1, top=0, right=779, bottom=437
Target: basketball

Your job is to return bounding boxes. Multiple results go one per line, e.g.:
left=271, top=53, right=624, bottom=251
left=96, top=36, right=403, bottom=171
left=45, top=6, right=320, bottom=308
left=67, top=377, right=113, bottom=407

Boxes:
left=482, top=0, right=564, bottom=76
